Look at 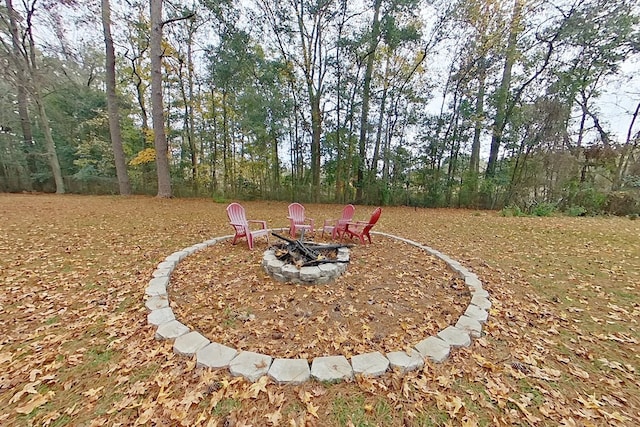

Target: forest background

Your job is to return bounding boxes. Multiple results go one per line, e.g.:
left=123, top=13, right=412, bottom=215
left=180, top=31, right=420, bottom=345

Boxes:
left=1, top=0, right=639, bottom=214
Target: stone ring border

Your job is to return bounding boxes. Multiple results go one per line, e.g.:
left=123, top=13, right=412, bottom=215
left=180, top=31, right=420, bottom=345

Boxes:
left=144, top=229, right=491, bottom=384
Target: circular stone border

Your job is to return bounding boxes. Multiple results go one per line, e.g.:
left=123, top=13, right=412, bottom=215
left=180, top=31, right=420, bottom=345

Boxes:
left=144, top=230, right=491, bottom=384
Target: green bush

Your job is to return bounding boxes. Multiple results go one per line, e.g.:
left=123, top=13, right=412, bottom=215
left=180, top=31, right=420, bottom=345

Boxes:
left=566, top=206, right=587, bottom=217
left=500, top=205, right=524, bottom=217
left=560, top=183, right=607, bottom=215
left=211, top=193, right=228, bottom=203
left=531, top=202, right=556, bottom=217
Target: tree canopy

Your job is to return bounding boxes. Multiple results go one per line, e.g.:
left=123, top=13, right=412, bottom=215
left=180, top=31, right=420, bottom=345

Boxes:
left=0, top=0, right=638, bottom=213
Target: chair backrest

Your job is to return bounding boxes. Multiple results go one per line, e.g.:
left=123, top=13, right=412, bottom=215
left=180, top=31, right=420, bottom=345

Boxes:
left=339, top=204, right=355, bottom=224
left=288, top=203, right=306, bottom=222
left=227, top=202, right=248, bottom=226
left=365, top=207, right=382, bottom=230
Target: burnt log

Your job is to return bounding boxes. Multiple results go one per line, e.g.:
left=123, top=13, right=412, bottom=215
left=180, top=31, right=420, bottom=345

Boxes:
left=271, top=232, right=351, bottom=250
left=302, top=258, right=350, bottom=267
left=271, top=232, right=350, bottom=265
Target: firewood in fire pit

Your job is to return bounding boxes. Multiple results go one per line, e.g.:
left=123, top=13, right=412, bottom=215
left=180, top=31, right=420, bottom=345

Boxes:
left=271, top=232, right=350, bottom=267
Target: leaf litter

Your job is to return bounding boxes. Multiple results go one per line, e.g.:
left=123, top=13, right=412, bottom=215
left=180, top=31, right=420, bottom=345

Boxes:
left=0, top=194, right=639, bottom=426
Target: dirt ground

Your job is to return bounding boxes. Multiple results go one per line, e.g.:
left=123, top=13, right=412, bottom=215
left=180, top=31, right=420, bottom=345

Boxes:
left=170, top=234, right=469, bottom=359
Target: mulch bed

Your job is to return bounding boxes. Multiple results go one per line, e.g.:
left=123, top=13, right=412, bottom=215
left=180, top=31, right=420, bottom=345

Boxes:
left=169, top=234, right=470, bottom=359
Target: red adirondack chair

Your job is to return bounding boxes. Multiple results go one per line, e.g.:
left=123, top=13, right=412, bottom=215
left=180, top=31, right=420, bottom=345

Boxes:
left=322, top=204, right=355, bottom=239
left=343, top=207, right=382, bottom=244
left=226, top=202, right=269, bottom=250
left=287, top=202, right=314, bottom=237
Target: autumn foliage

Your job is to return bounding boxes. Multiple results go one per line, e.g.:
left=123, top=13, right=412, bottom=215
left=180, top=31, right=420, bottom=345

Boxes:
left=1, top=194, right=639, bottom=426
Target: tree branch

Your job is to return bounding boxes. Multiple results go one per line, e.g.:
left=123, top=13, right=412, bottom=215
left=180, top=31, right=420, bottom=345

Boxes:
left=162, top=12, right=195, bottom=28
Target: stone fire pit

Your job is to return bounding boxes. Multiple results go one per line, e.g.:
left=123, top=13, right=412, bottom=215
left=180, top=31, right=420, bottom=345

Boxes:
left=262, top=245, right=350, bottom=284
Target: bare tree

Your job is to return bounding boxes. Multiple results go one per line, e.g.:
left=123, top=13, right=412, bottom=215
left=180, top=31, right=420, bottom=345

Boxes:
left=101, top=0, right=131, bottom=195
left=4, top=0, right=65, bottom=193
left=150, top=0, right=172, bottom=197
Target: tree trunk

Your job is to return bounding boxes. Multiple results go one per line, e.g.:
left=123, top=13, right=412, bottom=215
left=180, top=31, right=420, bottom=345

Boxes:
left=310, top=93, right=321, bottom=201
left=186, top=27, right=198, bottom=190
left=6, top=0, right=34, bottom=190
left=222, top=90, right=231, bottom=194
left=613, top=101, right=640, bottom=190
left=369, top=56, right=390, bottom=187
left=485, top=0, right=521, bottom=179
left=150, top=0, right=172, bottom=198
left=101, top=0, right=132, bottom=195
left=15, top=0, right=65, bottom=193
left=356, top=0, right=382, bottom=202
left=470, top=59, right=486, bottom=177
left=33, top=95, right=64, bottom=193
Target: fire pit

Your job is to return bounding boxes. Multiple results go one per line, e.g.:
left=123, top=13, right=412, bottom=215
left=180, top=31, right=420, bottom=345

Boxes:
left=262, top=232, right=350, bottom=284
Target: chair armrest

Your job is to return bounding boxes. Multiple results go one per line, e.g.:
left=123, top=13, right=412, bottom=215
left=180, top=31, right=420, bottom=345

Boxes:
left=248, top=220, right=268, bottom=228
left=346, top=221, right=368, bottom=229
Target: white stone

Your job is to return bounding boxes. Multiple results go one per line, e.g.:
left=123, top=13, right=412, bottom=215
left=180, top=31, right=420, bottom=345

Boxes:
left=152, top=268, right=171, bottom=278
left=155, top=320, right=189, bottom=340
left=465, top=275, right=484, bottom=290
left=465, top=304, right=489, bottom=323
left=310, top=356, right=353, bottom=382
left=455, top=315, right=483, bottom=338
left=156, top=261, right=176, bottom=271
left=229, top=351, right=272, bottom=382
left=472, top=288, right=490, bottom=298
left=266, top=259, right=285, bottom=272
left=197, top=342, right=238, bottom=369
left=166, top=251, right=189, bottom=262
left=193, top=243, right=208, bottom=251
left=145, top=295, right=169, bottom=311
left=145, top=276, right=169, bottom=296
left=173, top=331, right=210, bottom=356
left=351, top=352, right=389, bottom=377
left=438, top=326, right=471, bottom=347
left=415, top=336, right=450, bottom=363
left=147, top=307, right=175, bottom=326
left=281, top=264, right=300, bottom=280
left=471, top=294, right=491, bottom=310
left=318, top=263, right=338, bottom=275
left=300, top=266, right=322, bottom=281
left=314, top=275, right=331, bottom=285
left=386, top=349, right=424, bottom=372
left=268, top=359, right=310, bottom=384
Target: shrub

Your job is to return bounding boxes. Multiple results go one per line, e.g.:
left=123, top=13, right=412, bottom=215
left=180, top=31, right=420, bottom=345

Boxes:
left=212, top=194, right=228, bottom=204
left=501, top=205, right=524, bottom=217
left=604, top=191, right=639, bottom=216
left=531, top=202, right=556, bottom=217
left=566, top=206, right=587, bottom=217
left=560, top=183, right=607, bottom=215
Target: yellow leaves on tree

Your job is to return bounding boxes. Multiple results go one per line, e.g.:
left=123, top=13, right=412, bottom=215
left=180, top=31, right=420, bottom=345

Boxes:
left=129, top=147, right=156, bottom=166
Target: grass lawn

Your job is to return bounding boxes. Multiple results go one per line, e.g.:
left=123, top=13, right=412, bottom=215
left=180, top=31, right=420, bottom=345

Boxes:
left=0, top=194, right=638, bottom=426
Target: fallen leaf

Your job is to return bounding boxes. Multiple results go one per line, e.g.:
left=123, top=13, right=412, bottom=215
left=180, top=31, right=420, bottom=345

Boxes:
left=249, top=376, right=269, bottom=398
left=306, top=401, right=319, bottom=418
left=570, top=366, right=590, bottom=379
left=264, top=408, right=282, bottom=425
left=16, top=393, right=49, bottom=414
